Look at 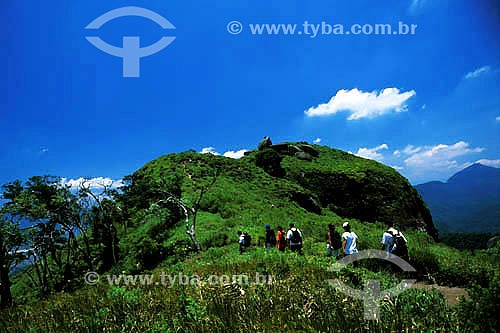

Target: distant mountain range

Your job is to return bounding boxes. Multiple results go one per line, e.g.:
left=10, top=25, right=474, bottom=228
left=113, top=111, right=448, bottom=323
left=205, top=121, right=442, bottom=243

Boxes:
left=415, top=164, right=500, bottom=233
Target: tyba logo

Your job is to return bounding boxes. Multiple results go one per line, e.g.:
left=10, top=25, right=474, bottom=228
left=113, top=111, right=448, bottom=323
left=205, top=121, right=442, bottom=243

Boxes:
left=327, top=249, right=417, bottom=320
left=85, top=6, right=176, bottom=77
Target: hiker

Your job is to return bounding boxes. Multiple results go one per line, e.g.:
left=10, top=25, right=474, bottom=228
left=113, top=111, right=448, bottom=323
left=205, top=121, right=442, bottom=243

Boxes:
left=327, top=223, right=342, bottom=260
left=381, top=221, right=409, bottom=261
left=265, top=224, right=277, bottom=252
left=287, top=222, right=303, bottom=253
left=342, top=222, right=358, bottom=267
left=237, top=230, right=251, bottom=254
left=237, top=230, right=245, bottom=254
left=276, top=226, right=287, bottom=252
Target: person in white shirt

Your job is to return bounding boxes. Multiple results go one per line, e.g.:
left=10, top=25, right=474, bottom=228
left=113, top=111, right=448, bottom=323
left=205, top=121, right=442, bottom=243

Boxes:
left=342, top=222, right=358, bottom=267
left=287, top=222, right=303, bottom=253
left=381, top=221, right=408, bottom=258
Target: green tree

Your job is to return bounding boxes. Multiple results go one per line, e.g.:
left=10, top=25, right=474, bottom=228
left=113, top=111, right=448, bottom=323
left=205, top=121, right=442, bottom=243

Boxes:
left=85, top=196, right=120, bottom=272
left=2, top=177, right=66, bottom=296
left=0, top=212, right=28, bottom=308
left=0, top=176, right=112, bottom=296
left=118, top=170, right=183, bottom=230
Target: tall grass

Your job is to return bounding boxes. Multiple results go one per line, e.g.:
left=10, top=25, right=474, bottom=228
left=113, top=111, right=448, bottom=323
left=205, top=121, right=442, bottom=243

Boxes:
left=3, top=244, right=498, bottom=332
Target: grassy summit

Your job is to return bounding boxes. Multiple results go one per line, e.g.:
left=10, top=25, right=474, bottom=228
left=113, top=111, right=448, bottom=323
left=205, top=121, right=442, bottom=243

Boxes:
left=136, top=142, right=437, bottom=242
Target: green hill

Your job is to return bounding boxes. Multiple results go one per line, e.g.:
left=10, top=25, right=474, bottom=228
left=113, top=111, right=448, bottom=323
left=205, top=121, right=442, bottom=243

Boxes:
left=134, top=143, right=437, bottom=241
left=1, top=143, right=499, bottom=332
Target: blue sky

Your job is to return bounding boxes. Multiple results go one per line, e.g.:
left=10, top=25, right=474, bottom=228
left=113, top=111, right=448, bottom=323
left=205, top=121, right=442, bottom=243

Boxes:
left=2, top=0, right=499, bottom=186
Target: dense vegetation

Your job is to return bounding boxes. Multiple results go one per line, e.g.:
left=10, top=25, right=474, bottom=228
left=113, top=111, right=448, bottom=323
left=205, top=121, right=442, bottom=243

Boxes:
left=440, top=232, right=500, bottom=251
left=1, top=144, right=499, bottom=332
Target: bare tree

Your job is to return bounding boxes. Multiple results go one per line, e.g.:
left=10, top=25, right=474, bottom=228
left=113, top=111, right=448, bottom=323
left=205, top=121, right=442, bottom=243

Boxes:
left=156, top=163, right=219, bottom=251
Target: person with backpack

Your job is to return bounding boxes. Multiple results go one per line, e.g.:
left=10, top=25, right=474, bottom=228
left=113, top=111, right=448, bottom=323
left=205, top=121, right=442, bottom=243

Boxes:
left=342, top=222, right=358, bottom=267
left=237, top=230, right=252, bottom=254
left=327, top=223, right=342, bottom=260
left=287, top=222, right=303, bottom=253
left=381, top=221, right=409, bottom=261
left=276, top=226, right=287, bottom=252
left=237, top=230, right=245, bottom=254
left=265, top=224, right=277, bottom=252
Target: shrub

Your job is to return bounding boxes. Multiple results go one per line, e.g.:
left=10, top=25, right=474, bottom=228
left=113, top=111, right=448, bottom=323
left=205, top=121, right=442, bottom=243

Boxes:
left=456, top=272, right=500, bottom=331
left=202, top=232, right=229, bottom=249
left=255, top=149, right=285, bottom=177
left=409, top=246, right=440, bottom=281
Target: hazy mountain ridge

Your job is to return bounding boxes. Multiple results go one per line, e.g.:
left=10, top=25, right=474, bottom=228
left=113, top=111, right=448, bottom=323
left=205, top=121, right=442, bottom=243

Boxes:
left=416, top=164, right=500, bottom=233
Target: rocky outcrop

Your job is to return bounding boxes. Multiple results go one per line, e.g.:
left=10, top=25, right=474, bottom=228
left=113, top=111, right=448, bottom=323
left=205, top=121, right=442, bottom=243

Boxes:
left=487, top=236, right=500, bottom=249
left=261, top=139, right=320, bottom=161
left=258, top=136, right=272, bottom=151
left=269, top=142, right=289, bottom=154
left=295, top=151, right=313, bottom=161
left=300, top=145, right=319, bottom=157
left=290, top=191, right=322, bottom=214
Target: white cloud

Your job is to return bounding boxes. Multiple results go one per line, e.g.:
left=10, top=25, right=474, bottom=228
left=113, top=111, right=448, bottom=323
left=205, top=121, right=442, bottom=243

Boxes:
left=465, top=66, right=491, bottom=79
left=305, top=88, right=416, bottom=120
left=313, top=138, right=321, bottom=143
left=392, top=165, right=404, bottom=171
left=475, top=159, right=500, bottom=168
left=392, top=145, right=421, bottom=157
left=200, top=147, right=220, bottom=155
left=402, top=144, right=422, bottom=155
left=351, top=144, right=388, bottom=162
left=421, top=104, right=426, bottom=110
left=461, top=161, right=475, bottom=169
left=496, top=115, right=500, bottom=122
left=60, top=177, right=124, bottom=190
left=200, top=147, right=248, bottom=159
left=404, top=141, right=484, bottom=169
left=223, top=149, right=247, bottom=159
left=409, top=0, right=427, bottom=12
left=393, top=141, right=490, bottom=183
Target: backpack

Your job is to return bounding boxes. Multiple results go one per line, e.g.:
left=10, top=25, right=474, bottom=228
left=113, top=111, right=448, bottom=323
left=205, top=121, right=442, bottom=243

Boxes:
left=388, top=230, right=408, bottom=257
left=243, top=232, right=252, bottom=247
left=290, top=228, right=302, bottom=243
left=266, top=229, right=276, bottom=246
left=278, top=231, right=286, bottom=243
left=331, top=231, right=342, bottom=249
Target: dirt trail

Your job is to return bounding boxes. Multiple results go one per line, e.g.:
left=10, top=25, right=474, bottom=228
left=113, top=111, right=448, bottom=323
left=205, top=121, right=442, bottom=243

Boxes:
left=410, top=282, right=469, bottom=306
